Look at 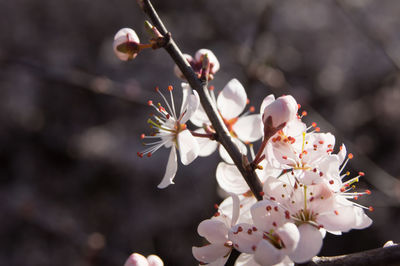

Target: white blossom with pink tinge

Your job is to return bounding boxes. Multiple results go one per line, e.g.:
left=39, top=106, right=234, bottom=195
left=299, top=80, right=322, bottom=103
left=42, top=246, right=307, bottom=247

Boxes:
left=113, top=28, right=141, bottom=61
left=124, top=253, right=163, bottom=266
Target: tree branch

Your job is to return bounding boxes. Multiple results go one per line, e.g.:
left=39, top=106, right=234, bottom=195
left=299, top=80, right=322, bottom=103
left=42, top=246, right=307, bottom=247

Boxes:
left=140, top=0, right=263, bottom=200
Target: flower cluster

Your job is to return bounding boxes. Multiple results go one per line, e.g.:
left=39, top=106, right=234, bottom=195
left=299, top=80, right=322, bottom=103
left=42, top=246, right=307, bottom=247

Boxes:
left=113, top=30, right=373, bottom=265
left=193, top=93, right=373, bottom=265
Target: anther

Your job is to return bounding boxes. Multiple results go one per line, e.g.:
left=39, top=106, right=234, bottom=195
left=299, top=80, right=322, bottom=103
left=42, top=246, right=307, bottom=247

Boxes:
left=334, top=210, right=339, bottom=215
left=348, top=153, right=354, bottom=159
left=147, top=100, right=153, bottom=106
left=302, top=111, right=308, bottom=117
left=365, top=189, right=371, bottom=195
left=168, top=85, right=173, bottom=91
left=369, top=206, right=374, bottom=212
left=209, top=85, right=215, bottom=91
left=147, top=152, right=152, bottom=157
left=315, top=127, right=320, bottom=132
left=214, top=204, right=219, bottom=209
left=259, top=191, right=265, bottom=196
left=249, top=106, right=255, bottom=113
left=140, top=134, right=145, bottom=139
left=359, top=172, right=365, bottom=176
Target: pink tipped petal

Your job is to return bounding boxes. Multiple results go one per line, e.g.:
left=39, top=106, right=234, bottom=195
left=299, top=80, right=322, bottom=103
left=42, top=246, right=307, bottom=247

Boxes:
left=216, top=162, right=250, bottom=194
left=192, top=244, right=231, bottom=264
left=229, top=223, right=263, bottom=253
left=277, top=223, right=300, bottom=253
left=233, top=114, right=263, bottom=142
left=217, top=79, right=247, bottom=119
left=124, top=253, right=149, bottom=266
left=219, top=138, right=247, bottom=164
left=147, top=255, right=164, bottom=266
left=157, top=147, right=178, bottom=189
left=190, top=104, right=210, bottom=127
left=260, top=94, right=275, bottom=114
left=181, top=91, right=200, bottom=124
left=198, top=219, right=229, bottom=244
left=194, top=128, right=218, bottom=157
left=113, top=28, right=140, bottom=61
left=289, top=224, right=323, bottom=263
left=254, top=239, right=286, bottom=266
left=177, top=129, right=199, bottom=165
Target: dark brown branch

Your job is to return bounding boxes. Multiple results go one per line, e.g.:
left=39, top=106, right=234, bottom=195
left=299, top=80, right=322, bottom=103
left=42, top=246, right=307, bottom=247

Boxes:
left=140, top=0, right=263, bottom=200
left=299, top=245, right=400, bottom=266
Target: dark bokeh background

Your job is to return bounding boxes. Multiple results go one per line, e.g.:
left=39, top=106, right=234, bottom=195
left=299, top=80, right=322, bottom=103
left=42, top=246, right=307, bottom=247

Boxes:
left=1, top=0, right=400, bottom=265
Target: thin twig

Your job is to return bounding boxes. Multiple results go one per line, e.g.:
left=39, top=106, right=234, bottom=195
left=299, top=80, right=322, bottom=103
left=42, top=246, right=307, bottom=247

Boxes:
left=140, top=0, right=263, bottom=200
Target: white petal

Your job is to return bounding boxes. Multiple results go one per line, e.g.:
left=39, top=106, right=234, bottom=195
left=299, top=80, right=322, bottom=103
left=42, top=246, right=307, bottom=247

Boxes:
left=219, top=138, right=247, bottom=164
left=194, top=128, right=218, bottom=157
left=229, top=223, right=263, bottom=253
left=180, top=82, right=191, bottom=115
left=217, top=79, right=247, bottom=119
left=157, top=147, right=178, bottom=189
left=254, top=239, right=285, bottom=266
left=338, top=144, right=347, bottom=166
left=353, top=207, right=373, bottom=229
left=195, top=49, right=220, bottom=73
left=317, top=205, right=356, bottom=232
left=260, top=94, right=275, bottom=114
left=233, top=114, right=263, bottom=142
left=276, top=223, right=300, bottom=253
left=289, top=224, right=322, bottom=263
left=192, top=244, right=231, bottom=264
left=147, top=255, right=164, bottom=266
left=250, top=200, right=286, bottom=232
left=190, top=104, right=210, bottom=127
left=124, top=253, right=149, bottom=266
left=234, top=253, right=259, bottom=266
left=181, top=91, right=200, bottom=124
left=207, top=256, right=230, bottom=266
left=177, top=129, right=199, bottom=165
left=198, top=219, right=229, bottom=244
left=216, top=162, right=250, bottom=194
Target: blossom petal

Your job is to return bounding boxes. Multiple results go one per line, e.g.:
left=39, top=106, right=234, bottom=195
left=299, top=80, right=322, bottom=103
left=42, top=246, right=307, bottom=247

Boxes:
left=216, top=162, right=250, bottom=194
left=157, top=147, right=178, bottom=189
left=254, top=239, right=285, bottom=266
left=289, top=224, right=323, bottom=263
left=234, top=253, right=259, bottom=266
left=180, top=82, right=191, bottom=115
left=260, top=94, right=275, bottom=114
left=181, top=91, right=200, bottom=124
left=190, top=103, right=210, bottom=127
left=229, top=223, right=263, bottom=253
left=250, top=200, right=286, bottom=232
left=198, top=219, right=229, bottom=244
left=194, top=128, right=218, bottom=157
left=317, top=205, right=357, bottom=232
left=177, top=129, right=199, bottom=165
left=233, top=114, right=263, bottom=142
left=124, top=253, right=149, bottom=266
left=192, top=244, right=231, bottom=264
left=217, top=79, right=247, bottom=119
left=147, top=255, right=164, bottom=266
left=276, top=223, right=300, bottom=253
left=219, top=138, right=247, bottom=164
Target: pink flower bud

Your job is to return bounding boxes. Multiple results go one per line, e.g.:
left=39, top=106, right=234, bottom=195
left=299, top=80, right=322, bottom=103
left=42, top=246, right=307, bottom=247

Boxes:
left=262, top=95, right=298, bottom=128
left=124, top=253, right=164, bottom=266
left=113, top=28, right=140, bottom=61
left=194, top=49, right=220, bottom=74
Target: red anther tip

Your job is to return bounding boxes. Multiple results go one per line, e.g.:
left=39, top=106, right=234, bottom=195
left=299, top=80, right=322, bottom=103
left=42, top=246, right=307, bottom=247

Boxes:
left=312, top=122, right=317, bottom=127
left=329, top=180, right=334, bottom=184
left=369, top=206, right=374, bottom=212
left=137, top=152, right=143, bottom=158
left=270, top=197, right=276, bottom=201
left=147, top=152, right=152, bottom=157
left=302, top=111, right=308, bottom=116
left=365, top=189, right=371, bottom=195
left=214, top=204, right=219, bottom=209
left=340, top=187, right=345, bottom=192
left=353, top=196, right=359, bottom=200
left=246, top=98, right=250, bottom=104
left=348, top=153, right=354, bottom=159
left=209, top=85, right=215, bottom=91
left=359, top=171, right=365, bottom=176
left=297, top=104, right=301, bottom=109
left=259, top=191, right=265, bottom=196
left=214, top=212, right=220, bottom=217
left=334, top=210, right=339, bottom=215
left=140, top=134, right=145, bottom=139
left=147, top=100, right=153, bottom=106
left=155, top=86, right=159, bottom=92
left=315, top=127, right=320, bottom=132
left=282, top=155, right=288, bottom=160
left=249, top=106, right=255, bottom=113
left=168, top=85, right=173, bottom=91
left=180, top=123, right=187, bottom=130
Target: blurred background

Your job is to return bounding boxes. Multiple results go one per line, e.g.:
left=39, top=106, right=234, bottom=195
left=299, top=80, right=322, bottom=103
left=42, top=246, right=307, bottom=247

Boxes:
left=1, top=0, right=400, bottom=265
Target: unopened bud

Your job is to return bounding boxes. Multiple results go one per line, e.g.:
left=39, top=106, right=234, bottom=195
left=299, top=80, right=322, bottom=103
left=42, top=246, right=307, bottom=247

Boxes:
left=262, top=95, right=298, bottom=128
left=124, top=253, right=164, bottom=266
left=113, top=28, right=140, bottom=61
left=195, top=49, right=220, bottom=74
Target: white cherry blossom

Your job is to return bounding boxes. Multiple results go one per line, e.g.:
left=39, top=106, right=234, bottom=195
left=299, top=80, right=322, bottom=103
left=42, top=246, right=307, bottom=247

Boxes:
left=138, top=85, right=200, bottom=188
left=124, top=253, right=163, bottom=266
left=113, top=28, right=141, bottom=61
